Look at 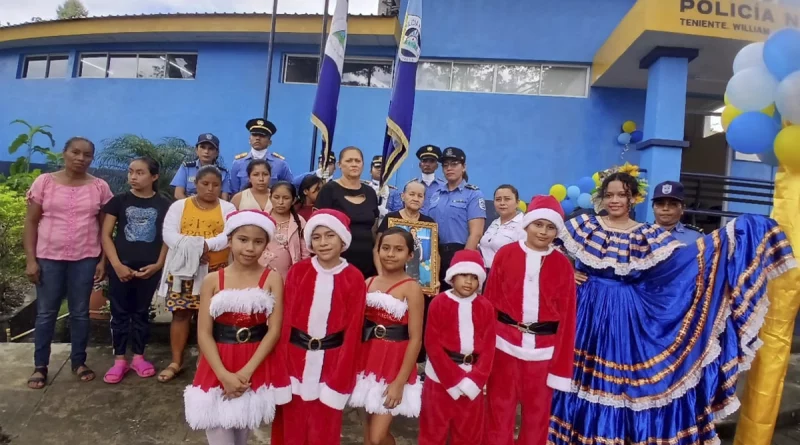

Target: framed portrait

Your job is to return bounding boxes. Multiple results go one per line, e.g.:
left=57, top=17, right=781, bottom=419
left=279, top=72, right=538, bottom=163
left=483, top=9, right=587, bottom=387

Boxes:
left=386, top=218, right=440, bottom=294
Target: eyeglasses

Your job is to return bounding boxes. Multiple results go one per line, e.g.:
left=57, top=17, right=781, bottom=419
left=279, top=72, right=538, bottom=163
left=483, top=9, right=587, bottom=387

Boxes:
left=442, top=161, right=463, bottom=169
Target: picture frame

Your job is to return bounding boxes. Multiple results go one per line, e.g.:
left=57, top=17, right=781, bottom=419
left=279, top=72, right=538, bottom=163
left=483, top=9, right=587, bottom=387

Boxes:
left=386, top=218, right=440, bottom=294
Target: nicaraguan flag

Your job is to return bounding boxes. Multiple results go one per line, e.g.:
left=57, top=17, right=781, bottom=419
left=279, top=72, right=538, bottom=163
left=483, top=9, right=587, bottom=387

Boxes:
left=311, top=0, right=348, bottom=169
left=380, top=0, right=422, bottom=190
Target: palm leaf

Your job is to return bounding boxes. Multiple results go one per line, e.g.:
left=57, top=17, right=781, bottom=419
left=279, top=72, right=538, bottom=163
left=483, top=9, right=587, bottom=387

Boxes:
left=8, top=134, right=28, bottom=154
left=9, top=119, right=32, bottom=131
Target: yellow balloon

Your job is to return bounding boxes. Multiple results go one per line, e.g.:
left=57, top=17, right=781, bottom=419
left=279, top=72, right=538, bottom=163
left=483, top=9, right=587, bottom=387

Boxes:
left=517, top=200, right=527, bottom=213
left=592, top=172, right=601, bottom=186
left=622, top=120, right=637, bottom=133
left=761, top=103, right=776, bottom=117
left=724, top=94, right=730, bottom=105
left=722, top=105, right=743, bottom=131
left=774, top=125, right=800, bottom=172
left=549, top=184, right=567, bottom=202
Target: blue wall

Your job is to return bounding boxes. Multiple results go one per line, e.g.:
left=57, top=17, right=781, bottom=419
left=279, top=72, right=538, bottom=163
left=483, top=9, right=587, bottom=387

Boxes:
left=728, top=159, right=776, bottom=216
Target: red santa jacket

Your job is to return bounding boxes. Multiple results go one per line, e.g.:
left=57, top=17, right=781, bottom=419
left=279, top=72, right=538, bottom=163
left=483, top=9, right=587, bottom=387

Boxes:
left=279, top=257, right=366, bottom=410
left=424, top=290, right=496, bottom=401
left=483, top=241, right=576, bottom=392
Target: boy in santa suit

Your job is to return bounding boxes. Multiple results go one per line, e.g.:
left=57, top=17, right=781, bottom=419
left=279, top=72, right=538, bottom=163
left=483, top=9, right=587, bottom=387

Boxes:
left=419, top=250, right=496, bottom=445
left=483, top=195, right=577, bottom=445
left=270, top=209, right=367, bottom=445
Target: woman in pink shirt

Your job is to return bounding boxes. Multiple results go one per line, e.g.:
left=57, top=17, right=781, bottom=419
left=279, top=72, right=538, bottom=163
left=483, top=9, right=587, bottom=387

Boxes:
left=23, top=137, right=113, bottom=389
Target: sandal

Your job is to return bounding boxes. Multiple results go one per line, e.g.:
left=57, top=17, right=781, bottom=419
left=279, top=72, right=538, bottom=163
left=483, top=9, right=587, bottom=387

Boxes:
left=103, top=359, right=130, bottom=384
left=131, top=357, right=156, bottom=378
left=27, top=366, right=48, bottom=389
left=157, top=363, right=183, bottom=383
left=73, top=364, right=96, bottom=382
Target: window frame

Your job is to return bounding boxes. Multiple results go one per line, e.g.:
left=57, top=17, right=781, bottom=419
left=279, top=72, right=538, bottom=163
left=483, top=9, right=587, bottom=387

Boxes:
left=77, top=52, right=198, bottom=79
left=538, top=63, right=591, bottom=99
left=21, top=54, right=69, bottom=79
left=282, top=53, right=396, bottom=88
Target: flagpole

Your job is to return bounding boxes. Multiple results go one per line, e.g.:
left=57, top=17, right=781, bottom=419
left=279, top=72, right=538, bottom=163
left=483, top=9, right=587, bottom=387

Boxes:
left=263, top=0, right=279, bottom=118
left=309, top=0, right=331, bottom=171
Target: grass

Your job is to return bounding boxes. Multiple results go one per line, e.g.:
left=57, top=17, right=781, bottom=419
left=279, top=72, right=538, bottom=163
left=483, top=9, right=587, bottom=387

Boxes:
left=58, top=300, right=68, bottom=317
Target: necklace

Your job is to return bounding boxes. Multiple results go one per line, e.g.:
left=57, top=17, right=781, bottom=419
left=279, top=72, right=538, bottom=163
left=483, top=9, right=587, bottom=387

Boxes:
left=601, top=216, right=636, bottom=230
left=192, top=196, right=215, bottom=210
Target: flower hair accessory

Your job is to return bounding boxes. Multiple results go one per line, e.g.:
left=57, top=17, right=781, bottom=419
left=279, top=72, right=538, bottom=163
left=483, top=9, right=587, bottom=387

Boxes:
left=591, top=162, right=649, bottom=209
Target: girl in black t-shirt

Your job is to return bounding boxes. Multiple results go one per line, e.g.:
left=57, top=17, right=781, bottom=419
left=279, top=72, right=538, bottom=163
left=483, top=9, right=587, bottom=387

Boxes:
left=100, top=157, right=171, bottom=384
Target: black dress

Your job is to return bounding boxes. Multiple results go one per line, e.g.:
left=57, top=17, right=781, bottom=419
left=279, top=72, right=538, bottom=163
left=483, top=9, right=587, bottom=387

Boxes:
left=314, top=181, right=379, bottom=277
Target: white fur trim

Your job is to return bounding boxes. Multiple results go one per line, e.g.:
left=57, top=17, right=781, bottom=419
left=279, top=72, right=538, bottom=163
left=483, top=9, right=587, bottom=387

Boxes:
left=297, top=260, right=336, bottom=402
left=290, top=376, right=320, bottom=402
left=546, top=374, right=572, bottom=392
left=304, top=213, right=352, bottom=251
left=457, top=378, right=481, bottom=400
left=319, top=383, right=350, bottom=410
left=456, top=293, right=475, bottom=355
left=444, top=262, right=487, bottom=287
left=521, top=240, right=548, bottom=352
left=523, top=208, right=564, bottom=231
left=224, top=211, right=276, bottom=238
left=424, top=360, right=472, bottom=385
left=348, top=372, right=422, bottom=417
left=209, top=288, right=275, bottom=319
left=366, top=292, right=408, bottom=320
left=445, top=385, right=463, bottom=400
left=183, top=384, right=280, bottom=430
left=495, top=336, right=554, bottom=361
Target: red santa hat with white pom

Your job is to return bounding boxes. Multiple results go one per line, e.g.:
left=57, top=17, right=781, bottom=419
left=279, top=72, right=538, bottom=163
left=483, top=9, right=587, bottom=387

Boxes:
left=444, top=249, right=487, bottom=288
left=304, top=209, right=352, bottom=251
left=224, top=209, right=276, bottom=239
left=522, top=195, right=565, bottom=231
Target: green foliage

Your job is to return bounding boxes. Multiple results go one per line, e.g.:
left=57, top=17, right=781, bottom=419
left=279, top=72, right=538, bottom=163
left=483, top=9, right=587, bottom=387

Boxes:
left=0, top=185, right=27, bottom=295
left=56, top=0, right=89, bottom=19
left=1, top=120, right=56, bottom=193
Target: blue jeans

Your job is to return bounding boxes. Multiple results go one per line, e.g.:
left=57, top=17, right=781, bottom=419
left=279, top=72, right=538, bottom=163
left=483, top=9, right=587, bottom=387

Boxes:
left=34, top=257, right=98, bottom=369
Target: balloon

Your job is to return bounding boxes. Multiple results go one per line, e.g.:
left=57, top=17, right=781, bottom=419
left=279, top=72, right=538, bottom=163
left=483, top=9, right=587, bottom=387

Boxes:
left=592, top=172, right=601, bottom=186
left=622, top=121, right=637, bottom=133
left=577, top=193, right=593, bottom=209
left=724, top=94, right=730, bottom=105
left=630, top=130, right=644, bottom=143
left=763, top=28, right=800, bottom=81
left=549, top=184, right=567, bottom=201
left=725, top=66, right=779, bottom=112
left=721, top=104, right=743, bottom=131
left=567, top=185, right=581, bottom=200
left=517, top=200, right=527, bottom=213
left=757, top=149, right=780, bottom=167
left=761, top=103, right=776, bottom=117
left=577, top=176, right=596, bottom=193
left=561, top=199, right=575, bottom=215
left=774, top=125, right=800, bottom=172
left=726, top=112, right=781, bottom=154
left=733, top=42, right=765, bottom=74
left=776, top=71, right=800, bottom=125
left=617, top=132, right=632, bottom=145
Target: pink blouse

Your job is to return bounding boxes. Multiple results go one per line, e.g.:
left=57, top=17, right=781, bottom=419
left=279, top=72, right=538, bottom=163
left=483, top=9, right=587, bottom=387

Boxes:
left=26, top=173, right=113, bottom=261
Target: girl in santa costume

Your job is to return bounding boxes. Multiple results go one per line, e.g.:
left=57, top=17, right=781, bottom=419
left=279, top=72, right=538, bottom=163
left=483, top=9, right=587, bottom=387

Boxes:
left=271, top=209, right=367, bottom=445
left=184, top=209, right=291, bottom=445
left=418, top=249, right=496, bottom=445
left=482, top=195, right=577, bottom=445
left=349, top=227, right=425, bottom=445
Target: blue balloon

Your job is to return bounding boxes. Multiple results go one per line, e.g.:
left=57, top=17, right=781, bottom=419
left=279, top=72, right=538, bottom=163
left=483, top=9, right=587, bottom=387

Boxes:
left=577, top=193, right=593, bottom=209
left=764, top=28, right=800, bottom=81
left=757, top=149, right=780, bottom=167
left=725, top=112, right=781, bottom=155
left=561, top=199, right=575, bottom=215
left=630, top=130, right=644, bottom=143
left=567, top=185, right=581, bottom=200
left=577, top=176, right=595, bottom=193
left=617, top=132, right=632, bottom=145
left=774, top=109, right=783, bottom=127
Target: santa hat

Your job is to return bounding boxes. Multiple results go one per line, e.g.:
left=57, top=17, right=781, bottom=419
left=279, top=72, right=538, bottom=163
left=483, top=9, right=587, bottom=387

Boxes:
left=224, top=209, right=276, bottom=239
left=304, top=209, right=352, bottom=251
left=444, top=249, right=487, bottom=288
left=522, top=195, right=565, bottom=231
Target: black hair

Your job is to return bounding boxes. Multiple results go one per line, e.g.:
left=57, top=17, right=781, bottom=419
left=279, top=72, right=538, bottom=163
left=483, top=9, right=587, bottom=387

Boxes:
left=195, top=165, right=223, bottom=183
left=339, top=146, right=364, bottom=161
left=130, top=156, right=161, bottom=192
left=379, top=227, right=415, bottom=253
left=462, top=171, right=469, bottom=182
left=495, top=184, right=519, bottom=201
left=63, top=136, right=95, bottom=154
left=195, top=141, right=220, bottom=165
left=298, top=174, right=324, bottom=209
left=243, top=159, right=272, bottom=190
left=595, top=172, right=640, bottom=206
left=270, top=181, right=305, bottom=253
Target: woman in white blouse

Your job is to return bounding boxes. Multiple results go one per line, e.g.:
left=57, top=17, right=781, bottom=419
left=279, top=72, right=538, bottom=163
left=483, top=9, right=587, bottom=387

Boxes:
left=479, top=184, right=526, bottom=272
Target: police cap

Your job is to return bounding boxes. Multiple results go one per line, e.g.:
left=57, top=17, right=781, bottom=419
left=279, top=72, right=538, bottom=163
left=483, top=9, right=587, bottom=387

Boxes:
left=371, top=155, right=383, bottom=168
left=652, top=181, right=685, bottom=202
left=246, top=118, right=277, bottom=137
left=318, top=152, right=336, bottom=163
left=440, top=146, right=466, bottom=163
left=196, top=133, right=220, bottom=150
left=416, top=144, right=442, bottom=161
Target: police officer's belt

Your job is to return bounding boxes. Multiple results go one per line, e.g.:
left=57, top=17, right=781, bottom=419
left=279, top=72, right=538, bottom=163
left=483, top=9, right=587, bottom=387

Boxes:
left=213, top=323, right=268, bottom=344
left=290, top=327, right=344, bottom=351
left=362, top=319, right=409, bottom=342
left=440, top=243, right=466, bottom=253
left=497, top=311, right=559, bottom=335
left=446, top=349, right=478, bottom=365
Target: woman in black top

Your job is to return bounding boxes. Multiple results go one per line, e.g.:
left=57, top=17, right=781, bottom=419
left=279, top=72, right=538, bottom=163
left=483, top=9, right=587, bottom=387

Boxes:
left=314, top=146, right=379, bottom=277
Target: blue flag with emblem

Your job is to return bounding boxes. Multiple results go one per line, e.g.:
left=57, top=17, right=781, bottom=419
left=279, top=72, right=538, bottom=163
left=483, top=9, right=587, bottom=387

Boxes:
left=380, top=0, right=422, bottom=193
left=311, top=0, right=348, bottom=170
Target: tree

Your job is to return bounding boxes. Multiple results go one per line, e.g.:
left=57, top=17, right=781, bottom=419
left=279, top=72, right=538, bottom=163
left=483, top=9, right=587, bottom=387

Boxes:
left=56, top=0, right=89, bottom=19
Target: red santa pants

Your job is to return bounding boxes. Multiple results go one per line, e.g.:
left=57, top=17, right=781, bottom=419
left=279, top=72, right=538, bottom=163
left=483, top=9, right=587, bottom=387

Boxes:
left=484, top=350, right=553, bottom=445
left=271, top=398, right=343, bottom=445
left=419, top=379, right=484, bottom=445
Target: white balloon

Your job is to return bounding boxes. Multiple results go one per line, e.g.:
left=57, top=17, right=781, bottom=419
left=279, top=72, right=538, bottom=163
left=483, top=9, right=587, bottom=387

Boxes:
left=726, top=65, right=779, bottom=112
left=776, top=71, right=800, bottom=124
left=733, top=42, right=765, bottom=74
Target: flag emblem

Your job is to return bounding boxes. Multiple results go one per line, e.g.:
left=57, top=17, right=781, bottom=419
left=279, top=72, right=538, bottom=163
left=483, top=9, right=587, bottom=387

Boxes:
left=257, top=120, right=264, bottom=126
left=399, top=15, right=421, bottom=63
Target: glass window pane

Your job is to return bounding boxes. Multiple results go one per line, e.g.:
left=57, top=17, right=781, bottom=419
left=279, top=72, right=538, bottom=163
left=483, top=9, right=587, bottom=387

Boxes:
left=451, top=63, right=494, bottom=93
left=23, top=56, right=48, bottom=79
left=137, top=55, right=166, bottom=78
left=496, top=64, right=541, bottom=95
left=285, top=55, right=318, bottom=83
left=540, top=66, right=588, bottom=97
left=342, top=61, right=372, bottom=87
left=416, top=61, right=451, bottom=90
left=108, top=54, right=137, bottom=78
left=79, top=54, right=108, bottom=78
left=369, top=62, right=393, bottom=88
left=47, top=56, right=68, bottom=78
left=167, top=54, right=197, bottom=79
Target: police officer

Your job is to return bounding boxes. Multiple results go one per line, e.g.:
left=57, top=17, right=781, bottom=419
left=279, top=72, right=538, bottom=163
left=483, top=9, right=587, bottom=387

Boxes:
left=652, top=180, right=703, bottom=244
left=170, top=133, right=232, bottom=200
left=292, top=152, right=336, bottom=190
left=427, top=147, right=486, bottom=291
left=230, top=118, right=293, bottom=193
left=367, top=155, right=400, bottom=218
left=387, top=144, right=445, bottom=213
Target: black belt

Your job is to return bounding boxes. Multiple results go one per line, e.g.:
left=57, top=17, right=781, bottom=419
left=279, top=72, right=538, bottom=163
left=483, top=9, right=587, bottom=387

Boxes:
left=497, top=311, right=559, bottom=335
left=362, top=319, right=409, bottom=342
left=446, top=349, right=478, bottom=365
left=440, top=243, right=466, bottom=253
left=213, top=323, right=268, bottom=344
left=289, top=327, right=344, bottom=351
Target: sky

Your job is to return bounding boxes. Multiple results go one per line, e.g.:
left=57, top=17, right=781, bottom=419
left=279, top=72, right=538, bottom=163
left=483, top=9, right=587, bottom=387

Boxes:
left=1, top=0, right=381, bottom=26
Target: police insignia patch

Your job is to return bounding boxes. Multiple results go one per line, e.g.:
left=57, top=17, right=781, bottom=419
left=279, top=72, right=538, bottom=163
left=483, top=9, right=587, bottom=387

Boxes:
left=662, top=184, right=672, bottom=194
left=465, top=184, right=479, bottom=190
left=234, top=152, right=248, bottom=160
left=257, top=120, right=265, bottom=126
left=206, top=134, right=212, bottom=139
left=478, top=198, right=486, bottom=210
left=271, top=152, right=285, bottom=160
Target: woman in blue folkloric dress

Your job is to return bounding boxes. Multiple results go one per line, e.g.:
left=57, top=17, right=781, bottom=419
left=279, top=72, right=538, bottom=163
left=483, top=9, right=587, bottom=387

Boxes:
left=548, top=172, right=796, bottom=445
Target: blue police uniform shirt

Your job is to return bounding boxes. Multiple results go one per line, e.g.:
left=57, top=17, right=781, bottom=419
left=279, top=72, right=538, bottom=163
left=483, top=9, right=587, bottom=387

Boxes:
left=669, top=222, right=703, bottom=245
left=229, top=152, right=293, bottom=193
left=170, top=161, right=232, bottom=196
left=386, top=176, right=446, bottom=213
left=427, top=179, right=486, bottom=245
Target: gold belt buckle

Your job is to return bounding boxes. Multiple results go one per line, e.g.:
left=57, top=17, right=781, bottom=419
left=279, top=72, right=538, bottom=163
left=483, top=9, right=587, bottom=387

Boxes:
left=462, top=353, right=475, bottom=365
left=307, top=337, right=323, bottom=351
left=517, top=322, right=532, bottom=334
left=235, top=327, right=252, bottom=343
left=374, top=325, right=387, bottom=339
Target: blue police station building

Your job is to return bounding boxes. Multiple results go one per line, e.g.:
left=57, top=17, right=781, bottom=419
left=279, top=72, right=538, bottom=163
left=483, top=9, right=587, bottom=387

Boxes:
left=1, top=0, right=798, bottom=223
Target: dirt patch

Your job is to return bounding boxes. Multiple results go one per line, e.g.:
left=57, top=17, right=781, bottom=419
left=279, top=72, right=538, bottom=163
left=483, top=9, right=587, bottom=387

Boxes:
left=0, top=279, right=32, bottom=317
left=0, top=425, right=10, bottom=444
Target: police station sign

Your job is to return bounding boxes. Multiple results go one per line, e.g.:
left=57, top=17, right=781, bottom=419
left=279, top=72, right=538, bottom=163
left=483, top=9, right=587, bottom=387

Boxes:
left=676, top=0, right=799, bottom=38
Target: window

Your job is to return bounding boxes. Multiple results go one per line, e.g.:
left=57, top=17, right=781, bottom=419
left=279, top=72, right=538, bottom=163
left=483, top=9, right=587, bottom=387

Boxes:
left=283, top=54, right=394, bottom=88
left=78, top=53, right=197, bottom=79
left=22, top=55, right=69, bottom=79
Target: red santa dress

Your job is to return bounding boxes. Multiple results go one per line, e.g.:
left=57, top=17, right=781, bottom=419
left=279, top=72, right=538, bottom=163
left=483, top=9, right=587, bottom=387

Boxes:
left=349, top=277, right=423, bottom=417
left=184, top=268, right=292, bottom=430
